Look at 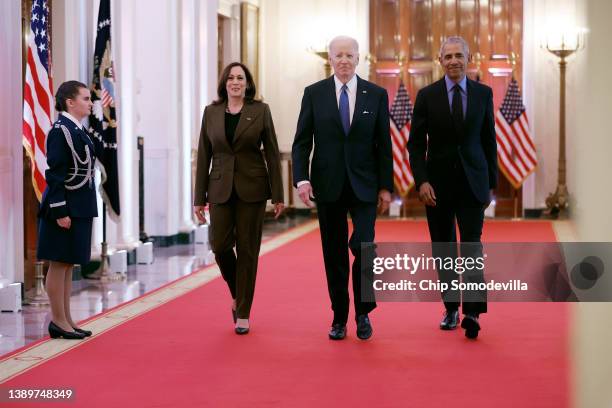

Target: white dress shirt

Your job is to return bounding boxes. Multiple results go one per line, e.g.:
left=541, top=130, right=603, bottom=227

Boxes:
left=334, top=74, right=357, bottom=125
left=61, top=111, right=84, bottom=130
left=297, top=74, right=358, bottom=188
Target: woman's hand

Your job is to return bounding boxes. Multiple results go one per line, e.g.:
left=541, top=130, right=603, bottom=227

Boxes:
left=194, top=205, right=207, bottom=224
left=274, top=203, right=285, bottom=219
left=56, top=216, right=71, bottom=229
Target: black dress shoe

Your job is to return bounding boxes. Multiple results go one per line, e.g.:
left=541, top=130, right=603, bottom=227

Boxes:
left=461, top=314, right=481, bottom=339
left=235, top=318, right=249, bottom=335
left=72, top=327, right=92, bottom=337
left=440, top=310, right=460, bottom=330
left=356, top=314, right=373, bottom=340
left=328, top=323, right=346, bottom=340
left=48, top=322, right=86, bottom=340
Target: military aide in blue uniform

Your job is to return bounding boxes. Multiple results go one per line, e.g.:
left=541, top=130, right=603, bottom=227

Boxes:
left=37, top=81, right=101, bottom=340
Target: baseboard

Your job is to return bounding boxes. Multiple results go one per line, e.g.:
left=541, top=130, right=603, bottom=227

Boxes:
left=151, top=231, right=194, bottom=247
left=524, top=208, right=545, bottom=219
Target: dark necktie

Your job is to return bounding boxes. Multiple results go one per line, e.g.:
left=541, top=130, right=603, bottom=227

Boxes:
left=452, top=84, right=464, bottom=129
left=339, top=84, right=350, bottom=135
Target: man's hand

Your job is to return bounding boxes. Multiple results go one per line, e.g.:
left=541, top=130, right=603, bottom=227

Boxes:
left=418, top=182, right=437, bottom=207
left=377, top=189, right=391, bottom=214
left=297, top=182, right=315, bottom=208
left=56, top=216, right=71, bottom=229
left=194, top=205, right=207, bottom=224
left=274, top=202, right=285, bottom=219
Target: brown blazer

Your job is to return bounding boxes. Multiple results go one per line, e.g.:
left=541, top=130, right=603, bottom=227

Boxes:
left=194, top=101, right=284, bottom=205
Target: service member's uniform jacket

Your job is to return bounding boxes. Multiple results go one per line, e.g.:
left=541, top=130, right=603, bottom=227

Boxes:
left=39, top=112, right=102, bottom=220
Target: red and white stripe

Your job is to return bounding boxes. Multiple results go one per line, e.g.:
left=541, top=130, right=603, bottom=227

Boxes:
left=101, top=88, right=113, bottom=107
left=391, top=120, right=414, bottom=196
left=22, top=33, right=53, bottom=201
left=495, top=111, right=537, bottom=189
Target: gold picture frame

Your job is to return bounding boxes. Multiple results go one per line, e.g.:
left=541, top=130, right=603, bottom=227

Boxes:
left=240, top=2, right=260, bottom=94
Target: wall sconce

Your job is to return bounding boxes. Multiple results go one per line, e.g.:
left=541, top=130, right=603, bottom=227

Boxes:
left=308, top=47, right=331, bottom=78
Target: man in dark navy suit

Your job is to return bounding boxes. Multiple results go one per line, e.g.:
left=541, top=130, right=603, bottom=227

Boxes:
left=292, top=36, right=393, bottom=340
left=408, top=36, right=498, bottom=339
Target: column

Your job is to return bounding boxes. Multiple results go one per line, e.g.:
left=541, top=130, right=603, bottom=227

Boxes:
left=0, top=0, right=24, bottom=285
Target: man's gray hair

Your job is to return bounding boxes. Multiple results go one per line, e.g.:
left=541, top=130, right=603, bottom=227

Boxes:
left=439, top=36, right=470, bottom=58
left=328, top=35, right=360, bottom=54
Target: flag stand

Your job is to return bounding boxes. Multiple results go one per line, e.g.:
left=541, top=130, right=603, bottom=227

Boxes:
left=23, top=261, right=49, bottom=306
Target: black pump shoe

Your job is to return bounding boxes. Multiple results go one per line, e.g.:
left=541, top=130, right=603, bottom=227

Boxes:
left=72, top=327, right=92, bottom=337
left=49, top=322, right=86, bottom=340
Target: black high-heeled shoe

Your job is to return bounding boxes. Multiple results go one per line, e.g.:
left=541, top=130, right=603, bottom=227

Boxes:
left=48, top=322, right=86, bottom=340
left=72, top=327, right=92, bottom=337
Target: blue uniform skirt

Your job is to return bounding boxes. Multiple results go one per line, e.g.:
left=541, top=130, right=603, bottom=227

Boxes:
left=37, top=217, right=93, bottom=265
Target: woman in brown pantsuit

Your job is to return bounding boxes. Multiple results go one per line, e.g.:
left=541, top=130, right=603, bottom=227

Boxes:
left=194, top=62, right=284, bottom=335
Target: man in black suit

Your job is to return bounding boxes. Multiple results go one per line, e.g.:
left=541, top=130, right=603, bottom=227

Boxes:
left=292, top=36, right=393, bottom=340
left=408, top=36, right=497, bottom=339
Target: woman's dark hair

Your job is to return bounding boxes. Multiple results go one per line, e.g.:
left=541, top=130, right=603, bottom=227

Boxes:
left=55, top=80, right=88, bottom=112
left=213, top=62, right=257, bottom=105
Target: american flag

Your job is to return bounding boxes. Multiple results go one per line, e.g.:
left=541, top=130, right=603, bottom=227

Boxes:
left=390, top=82, right=414, bottom=196
left=495, top=78, right=537, bottom=189
left=100, top=80, right=114, bottom=107
left=22, top=0, right=53, bottom=201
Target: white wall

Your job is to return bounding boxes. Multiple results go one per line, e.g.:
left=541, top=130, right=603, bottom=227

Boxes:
left=218, top=0, right=241, bottom=69
left=128, top=0, right=218, bottom=237
left=259, top=0, right=369, bottom=207
left=523, top=0, right=582, bottom=210
left=52, top=0, right=94, bottom=88
left=51, top=0, right=219, bottom=241
left=259, top=0, right=370, bottom=153
left=573, top=1, right=612, bottom=405
left=0, top=0, right=24, bottom=286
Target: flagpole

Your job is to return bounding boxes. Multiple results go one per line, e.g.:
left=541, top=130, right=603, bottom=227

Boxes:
left=86, top=0, right=122, bottom=280
left=512, top=188, right=520, bottom=220
left=86, top=203, right=111, bottom=281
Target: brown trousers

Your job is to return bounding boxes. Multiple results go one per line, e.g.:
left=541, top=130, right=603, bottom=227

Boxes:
left=209, top=193, right=266, bottom=319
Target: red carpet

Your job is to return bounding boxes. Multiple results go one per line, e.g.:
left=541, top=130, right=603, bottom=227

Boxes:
left=2, top=220, right=568, bottom=407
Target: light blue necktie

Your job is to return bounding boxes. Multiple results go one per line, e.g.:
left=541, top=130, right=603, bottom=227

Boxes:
left=339, top=84, right=350, bottom=135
